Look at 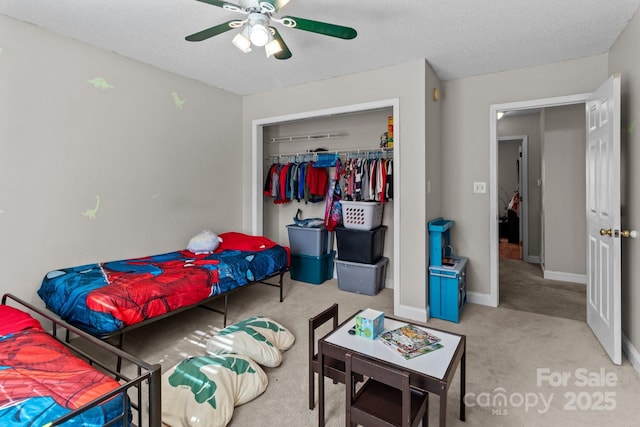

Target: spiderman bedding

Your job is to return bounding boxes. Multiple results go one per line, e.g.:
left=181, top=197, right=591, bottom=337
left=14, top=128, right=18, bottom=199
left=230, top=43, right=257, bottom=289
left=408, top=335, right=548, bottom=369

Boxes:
left=38, top=232, right=290, bottom=336
left=0, top=305, right=127, bottom=426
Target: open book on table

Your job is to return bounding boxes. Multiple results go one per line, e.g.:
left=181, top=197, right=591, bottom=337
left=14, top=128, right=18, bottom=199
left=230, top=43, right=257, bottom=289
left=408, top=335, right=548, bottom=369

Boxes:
left=378, top=324, right=443, bottom=359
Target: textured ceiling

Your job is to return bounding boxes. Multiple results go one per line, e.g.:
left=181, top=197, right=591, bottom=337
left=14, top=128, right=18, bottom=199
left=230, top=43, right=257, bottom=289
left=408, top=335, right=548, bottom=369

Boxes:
left=2, top=0, right=640, bottom=95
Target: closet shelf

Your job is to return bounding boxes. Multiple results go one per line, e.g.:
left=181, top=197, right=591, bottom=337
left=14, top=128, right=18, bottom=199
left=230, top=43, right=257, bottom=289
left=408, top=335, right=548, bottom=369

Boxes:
left=266, top=132, right=347, bottom=143
left=266, top=147, right=393, bottom=160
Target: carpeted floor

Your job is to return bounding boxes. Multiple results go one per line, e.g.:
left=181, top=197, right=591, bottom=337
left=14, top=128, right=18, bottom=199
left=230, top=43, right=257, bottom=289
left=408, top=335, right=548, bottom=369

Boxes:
left=499, top=259, right=586, bottom=322
left=82, top=274, right=639, bottom=426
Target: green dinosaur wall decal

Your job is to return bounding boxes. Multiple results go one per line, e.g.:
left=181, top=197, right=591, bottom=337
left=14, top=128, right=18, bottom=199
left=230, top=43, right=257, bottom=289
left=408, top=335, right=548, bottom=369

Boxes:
left=81, top=195, right=100, bottom=219
left=168, top=356, right=257, bottom=409
left=172, top=92, right=186, bottom=109
left=87, top=77, right=114, bottom=90
left=217, top=316, right=285, bottom=347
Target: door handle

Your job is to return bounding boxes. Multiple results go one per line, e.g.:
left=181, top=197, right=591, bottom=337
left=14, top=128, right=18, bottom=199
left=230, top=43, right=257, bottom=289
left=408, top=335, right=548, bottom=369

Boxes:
left=621, top=230, right=637, bottom=238
left=600, top=228, right=636, bottom=238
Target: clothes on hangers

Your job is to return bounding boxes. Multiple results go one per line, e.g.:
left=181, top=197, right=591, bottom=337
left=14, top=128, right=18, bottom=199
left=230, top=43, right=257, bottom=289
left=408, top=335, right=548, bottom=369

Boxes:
left=341, top=157, right=393, bottom=203
left=263, top=160, right=328, bottom=204
left=385, top=159, right=393, bottom=200
left=306, top=165, right=328, bottom=203
left=265, top=150, right=393, bottom=205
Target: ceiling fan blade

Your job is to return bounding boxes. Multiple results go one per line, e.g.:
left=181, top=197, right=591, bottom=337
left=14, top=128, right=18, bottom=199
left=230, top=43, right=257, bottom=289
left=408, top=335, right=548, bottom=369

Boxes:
left=193, top=0, right=244, bottom=13
left=270, top=27, right=292, bottom=60
left=279, top=16, right=357, bottom=39
left=185, top=20, right=241, bottom=41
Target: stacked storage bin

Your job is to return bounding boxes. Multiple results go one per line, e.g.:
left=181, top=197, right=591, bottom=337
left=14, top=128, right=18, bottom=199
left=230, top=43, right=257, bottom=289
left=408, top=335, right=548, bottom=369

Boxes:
left=428, top=217, right=468, bottom=323
left=334, top=201, right=389, bottom=296
left=287, top=224, right=335, bottom=284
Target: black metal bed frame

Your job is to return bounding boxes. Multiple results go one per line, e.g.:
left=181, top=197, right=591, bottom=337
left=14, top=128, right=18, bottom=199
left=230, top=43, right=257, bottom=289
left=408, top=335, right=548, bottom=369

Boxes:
left=83, top=267, right=288, bottom=372
left=1, top=293, right=162, bottom=427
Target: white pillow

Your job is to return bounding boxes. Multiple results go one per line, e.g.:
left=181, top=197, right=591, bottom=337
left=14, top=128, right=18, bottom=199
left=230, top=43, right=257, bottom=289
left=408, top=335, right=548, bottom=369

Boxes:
left=187, top=230, right=223, bottom=254
left=161, top=354, right=267, bottom=427
left=206, top=316, right=295, bottom=368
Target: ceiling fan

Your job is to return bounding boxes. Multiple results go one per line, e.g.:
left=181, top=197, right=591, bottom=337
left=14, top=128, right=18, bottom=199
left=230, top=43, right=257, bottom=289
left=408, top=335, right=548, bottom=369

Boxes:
left=185, top=0, right=357, bottom=60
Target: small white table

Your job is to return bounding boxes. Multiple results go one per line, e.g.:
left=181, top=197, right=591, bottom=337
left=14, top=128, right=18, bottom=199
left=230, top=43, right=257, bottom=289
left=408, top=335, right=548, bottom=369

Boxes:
left=318, top=311, right=466, bottom=426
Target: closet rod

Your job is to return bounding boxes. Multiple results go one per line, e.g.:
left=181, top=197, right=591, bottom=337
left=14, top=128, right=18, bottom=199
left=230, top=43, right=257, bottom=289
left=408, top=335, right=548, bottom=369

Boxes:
left=266, top=147, right=392, bottom=160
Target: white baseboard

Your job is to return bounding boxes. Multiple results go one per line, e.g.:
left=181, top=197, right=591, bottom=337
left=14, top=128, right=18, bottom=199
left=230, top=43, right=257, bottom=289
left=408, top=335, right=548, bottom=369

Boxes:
left=394, top=291, right=492, bottom=323
left=543, top=269, right=587, bottom=284
left=393, top=303, right=427, bottom=323
left=384, top=278, right=394, bottom=289
left=466, top=291, right=495, bottom=307
left=524, top=255, right=541, bottom=264
left=623, top=333, right=640, bottom=375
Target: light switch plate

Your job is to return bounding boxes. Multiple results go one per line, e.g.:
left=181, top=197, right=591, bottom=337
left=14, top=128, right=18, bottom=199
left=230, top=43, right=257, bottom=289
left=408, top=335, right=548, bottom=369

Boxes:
left=473, top=182, right=487, bottom=193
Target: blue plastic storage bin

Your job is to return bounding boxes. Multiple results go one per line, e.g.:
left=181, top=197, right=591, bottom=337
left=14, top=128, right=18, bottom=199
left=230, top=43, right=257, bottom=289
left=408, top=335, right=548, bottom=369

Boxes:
left=290, top=251, right=335, bottom=285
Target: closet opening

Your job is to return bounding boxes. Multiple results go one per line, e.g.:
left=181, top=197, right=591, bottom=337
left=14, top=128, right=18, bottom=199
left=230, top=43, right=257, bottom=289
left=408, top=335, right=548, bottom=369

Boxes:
left=251, top=98, right=400, bottom=298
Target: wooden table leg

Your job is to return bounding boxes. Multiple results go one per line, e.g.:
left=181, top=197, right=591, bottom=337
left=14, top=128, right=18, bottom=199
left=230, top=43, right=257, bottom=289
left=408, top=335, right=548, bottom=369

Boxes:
left=440, top=390, right=447, bottom=427
left=318, top=341, right=325, bottom=426
left=460, top=344, right=466, bottom=421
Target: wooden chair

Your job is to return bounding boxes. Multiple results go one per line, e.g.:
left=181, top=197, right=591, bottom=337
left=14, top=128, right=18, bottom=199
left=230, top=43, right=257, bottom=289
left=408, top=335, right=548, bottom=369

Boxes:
left=309, top=303, right=357, bottom=410
left=345, top=352, right=429, bottom=427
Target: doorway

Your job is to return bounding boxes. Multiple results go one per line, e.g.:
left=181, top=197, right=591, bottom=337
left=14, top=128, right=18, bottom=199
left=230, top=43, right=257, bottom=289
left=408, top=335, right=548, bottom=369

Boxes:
left=495, top=107, right=588, bottom=321
left=489, top=94, right=590, bottom=309
left=498, top=134, right=528, bottom=261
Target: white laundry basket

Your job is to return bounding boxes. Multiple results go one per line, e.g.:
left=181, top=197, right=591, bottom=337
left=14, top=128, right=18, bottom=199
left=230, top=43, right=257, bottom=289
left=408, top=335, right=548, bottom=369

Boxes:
left=341, top=201, right=383, bottom=230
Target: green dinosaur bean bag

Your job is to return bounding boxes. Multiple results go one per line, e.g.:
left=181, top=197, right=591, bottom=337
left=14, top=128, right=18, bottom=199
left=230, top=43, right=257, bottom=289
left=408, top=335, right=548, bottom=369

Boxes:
left=205, top=316, right=295, bottom=368
left=162, top=354, right=267, bottom=427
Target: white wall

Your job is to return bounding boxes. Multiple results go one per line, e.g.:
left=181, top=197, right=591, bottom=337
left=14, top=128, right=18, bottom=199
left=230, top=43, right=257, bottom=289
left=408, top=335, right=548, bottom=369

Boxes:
left=498, top=139, right=521, bottom=218
left=0, top=16, right=243, bottom=307
left=541, top=104, right=586, bottom=276
left=243, top=60, right=442, bottom=321
left=441, top=55, right=608, bottom=299
left=608, top=7, right=640, bottom=365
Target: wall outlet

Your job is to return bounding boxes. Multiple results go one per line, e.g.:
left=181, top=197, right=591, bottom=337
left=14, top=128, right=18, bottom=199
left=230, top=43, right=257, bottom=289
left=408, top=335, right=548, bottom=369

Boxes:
left=473, top=181, right=487, bottom=193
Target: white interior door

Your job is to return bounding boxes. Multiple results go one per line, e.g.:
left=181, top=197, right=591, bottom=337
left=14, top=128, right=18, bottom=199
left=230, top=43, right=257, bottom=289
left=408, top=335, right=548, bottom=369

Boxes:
left=586, top=74, right=621, bottom=365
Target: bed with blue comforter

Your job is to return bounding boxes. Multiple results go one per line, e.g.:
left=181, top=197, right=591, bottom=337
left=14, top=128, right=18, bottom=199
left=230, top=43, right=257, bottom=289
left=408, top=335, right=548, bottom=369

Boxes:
left=37, top=232, right=290, bottom=337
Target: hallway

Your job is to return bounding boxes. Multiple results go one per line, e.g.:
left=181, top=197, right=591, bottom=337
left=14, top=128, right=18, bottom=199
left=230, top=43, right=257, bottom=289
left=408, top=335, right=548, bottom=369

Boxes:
left=499, top=258, right=586, bottom=321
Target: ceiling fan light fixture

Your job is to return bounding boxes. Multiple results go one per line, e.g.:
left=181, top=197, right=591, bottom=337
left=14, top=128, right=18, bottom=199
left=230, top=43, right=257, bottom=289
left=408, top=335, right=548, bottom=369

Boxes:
left=265, top=38, right=283, bottom=57
left=249, top=23, right=270, bottom=47
left=232, top=29, right=252, bottom=53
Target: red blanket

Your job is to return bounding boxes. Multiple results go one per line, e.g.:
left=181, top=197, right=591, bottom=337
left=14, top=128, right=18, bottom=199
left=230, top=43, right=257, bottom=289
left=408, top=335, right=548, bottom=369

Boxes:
left=0, top=305, right=43, bottom=335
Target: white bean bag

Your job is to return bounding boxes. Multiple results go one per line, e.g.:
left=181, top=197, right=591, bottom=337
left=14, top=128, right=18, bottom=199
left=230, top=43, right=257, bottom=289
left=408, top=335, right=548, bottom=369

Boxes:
left=206, top=316, right=295, bottom=368
left=162, top=354, right=267, bottom=427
